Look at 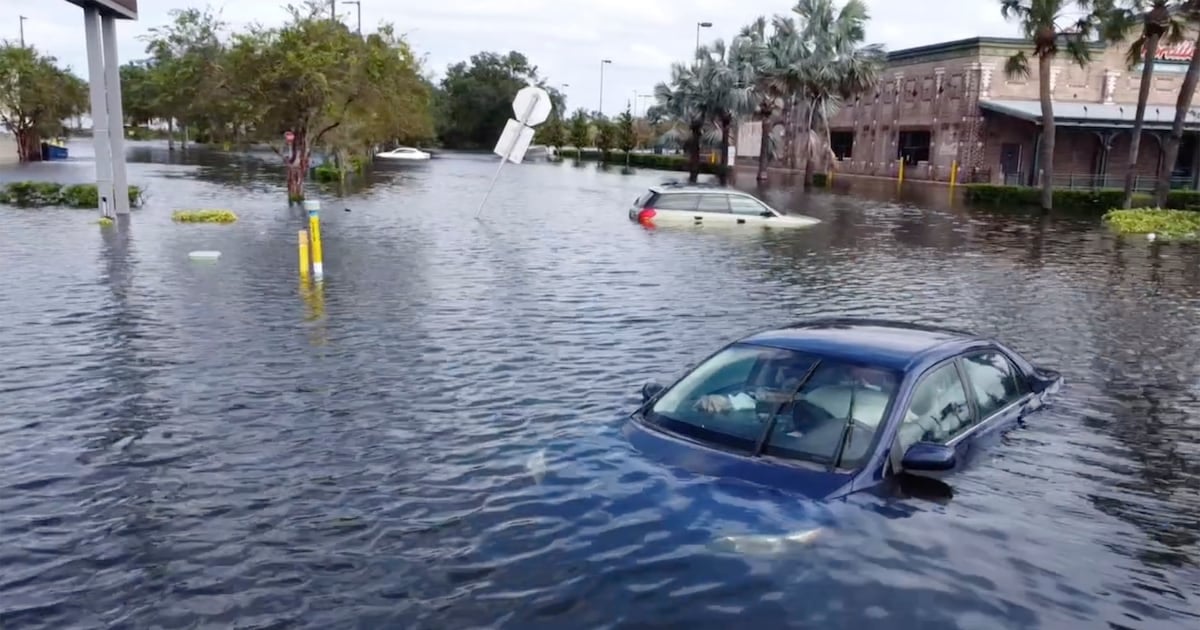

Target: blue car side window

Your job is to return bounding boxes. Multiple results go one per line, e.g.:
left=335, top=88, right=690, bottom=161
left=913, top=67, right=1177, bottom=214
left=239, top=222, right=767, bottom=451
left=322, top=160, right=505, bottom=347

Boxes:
left=960, top=351, right=1025, bottom=419
left=896, top=362, right=973, bottom=454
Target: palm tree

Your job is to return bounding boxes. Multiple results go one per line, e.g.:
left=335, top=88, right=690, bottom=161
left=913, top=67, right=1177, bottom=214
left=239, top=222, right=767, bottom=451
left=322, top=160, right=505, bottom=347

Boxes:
left=1155, top=0, right=1200, bottom=206
left=738, top=16, right=804, bottom=182
left=653, top=63, right=707, bottom=182
left=1000, top=0, right=1120, bottom=211
left=1120, top=1, right=1185, bottom=208
left=697, top=39, right=755, bottom=184
left=791, top=0, right=885, bottom=187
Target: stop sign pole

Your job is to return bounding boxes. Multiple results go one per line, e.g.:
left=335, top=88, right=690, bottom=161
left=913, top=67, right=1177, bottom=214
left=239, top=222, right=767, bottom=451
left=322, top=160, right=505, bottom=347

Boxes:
left=474, top=85, right=553, bottom=220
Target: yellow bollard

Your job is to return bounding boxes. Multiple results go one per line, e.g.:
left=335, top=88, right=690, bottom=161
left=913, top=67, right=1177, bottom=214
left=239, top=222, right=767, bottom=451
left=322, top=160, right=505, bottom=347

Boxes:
left=898, top=159, right=906, bottom=187
left=304, top=200, right=324, bottom=279
left=827, top=170, right=834, bottom=186
left=298, top=230, right=310, bottom=280
left=950, top=160, right=959, bottom=188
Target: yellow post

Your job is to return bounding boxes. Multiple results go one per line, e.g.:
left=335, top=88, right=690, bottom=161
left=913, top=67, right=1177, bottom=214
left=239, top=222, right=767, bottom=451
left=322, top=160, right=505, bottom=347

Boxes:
left=827, top=170, right=834, bottom=186
left=298, top=230, right=310, bottom=279
left=950, top=160, right=959, bottom=188
left=304, top=200, right=324, bottom=279
left=898, top=159, right=905, bottom=186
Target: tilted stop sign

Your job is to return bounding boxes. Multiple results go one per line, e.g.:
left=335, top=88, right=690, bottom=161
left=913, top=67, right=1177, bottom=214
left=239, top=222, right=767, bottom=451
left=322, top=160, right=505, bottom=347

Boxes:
left=512, top=86, right=552, bottom=126
left=477, top=84, right=554, bottom=219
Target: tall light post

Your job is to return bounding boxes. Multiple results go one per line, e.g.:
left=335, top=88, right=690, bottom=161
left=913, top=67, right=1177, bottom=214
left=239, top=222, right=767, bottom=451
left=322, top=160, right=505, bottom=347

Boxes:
left=19, top=15, right=27, bottom=47
left=344, top=0, right=361, bottom=34
left=598, top=59, right=612, bottom=117
left=695, top=21, right=712, bottom=57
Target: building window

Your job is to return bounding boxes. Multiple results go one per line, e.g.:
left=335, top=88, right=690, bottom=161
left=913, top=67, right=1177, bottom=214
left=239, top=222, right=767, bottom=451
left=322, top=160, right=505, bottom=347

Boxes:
left=830, top=131, right=854, bottom=159
left=898, top=130, right=932, bottom=164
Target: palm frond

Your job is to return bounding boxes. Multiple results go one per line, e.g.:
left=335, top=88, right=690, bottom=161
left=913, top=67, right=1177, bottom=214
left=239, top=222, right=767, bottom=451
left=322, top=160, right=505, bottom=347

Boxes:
left=1004, top=51, right=1031, bottom=79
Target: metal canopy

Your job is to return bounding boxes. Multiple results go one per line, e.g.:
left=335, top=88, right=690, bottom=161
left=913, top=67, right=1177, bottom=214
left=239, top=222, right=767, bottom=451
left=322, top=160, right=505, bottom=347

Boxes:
left=980, top=98, right=1200, bottom=130
left=64, top=0, right=137, bottom=20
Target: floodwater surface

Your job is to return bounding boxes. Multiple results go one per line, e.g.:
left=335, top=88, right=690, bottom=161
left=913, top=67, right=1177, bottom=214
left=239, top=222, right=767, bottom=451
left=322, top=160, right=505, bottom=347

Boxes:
left=1, top=142, right=1198, bottom=629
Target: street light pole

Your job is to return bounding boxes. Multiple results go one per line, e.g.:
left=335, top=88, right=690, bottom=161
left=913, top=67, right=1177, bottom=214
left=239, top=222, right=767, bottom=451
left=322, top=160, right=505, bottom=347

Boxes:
left=19, top=15, right=27, bottom=47
left=695, top=21, right=712, bottom=59
left=344, top=0, right=362, bottom=34
left=331, top=0, right=336, bottom=21
left=599, top=59, right=612, bottom=117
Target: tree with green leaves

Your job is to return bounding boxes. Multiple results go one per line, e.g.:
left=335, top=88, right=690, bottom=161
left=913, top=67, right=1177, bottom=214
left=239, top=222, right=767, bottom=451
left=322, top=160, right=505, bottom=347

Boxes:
left=141, top=6, right=228, bottom=150
left=617, top=104, right=637, bottom=159
left=119, top=60, right=159, bottom=127
left=1000, top=0, right=1122, bottom=211
left=0, top=44, right=88, bottom=162
left=222, top=4, right=433, bottom=201
left=568, top=108, right=591, bottom=153
left=435, top=51, right=565, bottom=149
left=595, top=116, right=616, bottom=160
left=536, top=113, right=566, bottom=154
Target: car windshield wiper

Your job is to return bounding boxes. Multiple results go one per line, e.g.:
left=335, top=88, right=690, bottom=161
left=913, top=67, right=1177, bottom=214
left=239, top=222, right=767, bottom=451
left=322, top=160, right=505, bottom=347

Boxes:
left=752, top=360, right=821, bottom=456
left=831, top=384, right=859, bottom=471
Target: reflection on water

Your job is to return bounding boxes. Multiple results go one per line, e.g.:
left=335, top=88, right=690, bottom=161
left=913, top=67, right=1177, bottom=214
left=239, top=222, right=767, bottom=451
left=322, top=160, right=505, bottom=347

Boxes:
left=0, top=141, right=1198, bottom=628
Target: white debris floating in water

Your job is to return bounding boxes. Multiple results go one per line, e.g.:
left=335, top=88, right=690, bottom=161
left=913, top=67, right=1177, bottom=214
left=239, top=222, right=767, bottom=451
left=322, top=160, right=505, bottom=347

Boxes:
left=188, top=250, right=221, bottom=260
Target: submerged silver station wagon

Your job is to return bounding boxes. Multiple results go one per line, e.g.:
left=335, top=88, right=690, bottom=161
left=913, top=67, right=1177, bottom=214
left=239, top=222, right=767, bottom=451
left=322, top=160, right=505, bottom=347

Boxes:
left=629, top=184, right=820, bottom=229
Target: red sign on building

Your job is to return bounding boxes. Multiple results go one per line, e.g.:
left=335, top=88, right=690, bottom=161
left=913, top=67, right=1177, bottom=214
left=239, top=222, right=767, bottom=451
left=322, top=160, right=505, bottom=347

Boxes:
left=1155, top=41, right=1195, bottom=62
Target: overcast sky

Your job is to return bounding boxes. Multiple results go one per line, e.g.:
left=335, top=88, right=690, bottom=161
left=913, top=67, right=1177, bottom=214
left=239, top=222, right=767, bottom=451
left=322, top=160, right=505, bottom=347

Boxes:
left=3, top=0, right=1020, bottom=116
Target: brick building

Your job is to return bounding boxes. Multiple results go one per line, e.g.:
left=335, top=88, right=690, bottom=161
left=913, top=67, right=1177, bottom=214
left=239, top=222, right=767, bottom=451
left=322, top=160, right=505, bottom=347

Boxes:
left=736, top=36, right=1200, bottom=189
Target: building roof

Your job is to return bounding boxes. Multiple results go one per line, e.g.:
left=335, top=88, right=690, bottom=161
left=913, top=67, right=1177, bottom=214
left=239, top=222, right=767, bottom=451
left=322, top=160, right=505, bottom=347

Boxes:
left=887, top=36, right=1104, bottom=63
left=738, top=318, right=980, bottom=372
left=980, top=99, right=1200, bottom=130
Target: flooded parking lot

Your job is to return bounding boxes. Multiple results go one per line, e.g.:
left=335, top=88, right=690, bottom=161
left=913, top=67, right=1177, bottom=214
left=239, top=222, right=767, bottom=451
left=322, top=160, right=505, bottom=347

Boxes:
left=1, top=143, right=1198, bottom=628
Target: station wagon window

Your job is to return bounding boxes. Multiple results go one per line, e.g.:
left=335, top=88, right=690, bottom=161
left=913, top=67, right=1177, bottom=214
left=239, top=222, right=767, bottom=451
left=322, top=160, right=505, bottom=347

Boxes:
left=960, top=351, right=1025, bottom=419
left=653, top=193, right=701, bottom=211
left=696, top=194, right=731, bottom=213
left=896, top=362, right=973, bottom=453
left=729, top=196, right=770, bottom=216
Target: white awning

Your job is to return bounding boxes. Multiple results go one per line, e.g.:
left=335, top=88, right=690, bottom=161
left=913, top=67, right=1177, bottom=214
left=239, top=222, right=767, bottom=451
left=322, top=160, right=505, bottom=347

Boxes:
left=980, top=99, right=1200, bottom=129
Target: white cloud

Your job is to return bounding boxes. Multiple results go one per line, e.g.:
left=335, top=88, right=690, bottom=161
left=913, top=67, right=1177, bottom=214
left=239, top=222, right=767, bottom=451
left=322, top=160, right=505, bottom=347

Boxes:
left=2, top=0, right=1021, bottom=117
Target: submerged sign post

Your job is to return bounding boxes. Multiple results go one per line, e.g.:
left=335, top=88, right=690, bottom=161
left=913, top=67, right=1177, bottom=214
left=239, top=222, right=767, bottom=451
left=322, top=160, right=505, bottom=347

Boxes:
left=474, top=85, right=553, bottom=219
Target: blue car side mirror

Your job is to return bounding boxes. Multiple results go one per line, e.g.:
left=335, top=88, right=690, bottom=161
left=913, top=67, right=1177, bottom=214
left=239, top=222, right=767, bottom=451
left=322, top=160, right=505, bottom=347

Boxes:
left=641, top=381, right=665, bottom=403
left=901, top=442, right=957, bottom=472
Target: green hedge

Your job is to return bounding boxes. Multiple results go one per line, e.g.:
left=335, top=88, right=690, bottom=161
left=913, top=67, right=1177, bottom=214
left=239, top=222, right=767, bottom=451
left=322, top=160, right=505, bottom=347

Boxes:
left=0, top=181, right=144, bottom=209
left=963, top=184, right=1200, bottom=213
left=558, top=148, right=728, bottom=174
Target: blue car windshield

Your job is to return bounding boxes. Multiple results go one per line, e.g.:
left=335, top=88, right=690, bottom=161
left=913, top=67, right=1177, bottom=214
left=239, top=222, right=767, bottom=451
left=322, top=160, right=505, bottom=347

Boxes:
left=647, top=344, right=901, bottom=469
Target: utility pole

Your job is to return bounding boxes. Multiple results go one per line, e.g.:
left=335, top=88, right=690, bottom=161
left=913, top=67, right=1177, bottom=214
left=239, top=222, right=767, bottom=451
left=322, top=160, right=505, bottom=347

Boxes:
left=331, top=0, right=336, bottom=21
left=695, top=21, right=712, bottom=59
left=344, top=0, right=361, bottom=35
left=19, top=15, right=27, bottom=47
left=599, top=59, right=612, bottom=117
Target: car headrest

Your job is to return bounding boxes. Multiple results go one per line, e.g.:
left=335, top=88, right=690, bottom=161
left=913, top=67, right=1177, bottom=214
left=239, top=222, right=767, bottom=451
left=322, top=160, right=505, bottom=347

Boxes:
left=908, top=384, right=935, bottom=417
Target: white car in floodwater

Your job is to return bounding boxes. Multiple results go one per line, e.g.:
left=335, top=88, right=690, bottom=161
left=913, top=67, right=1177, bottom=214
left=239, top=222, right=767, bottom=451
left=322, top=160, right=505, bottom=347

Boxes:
left=629, top=183, right=820, bottom=229
left=375, top=146, right=431, bottom=161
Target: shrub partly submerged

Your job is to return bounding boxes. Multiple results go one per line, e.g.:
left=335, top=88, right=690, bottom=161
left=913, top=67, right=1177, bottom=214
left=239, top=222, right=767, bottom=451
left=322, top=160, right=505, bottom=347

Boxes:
left=1103, top=208, right=1200, bottom=238
left=0, top=181, right=144, bottom=209
left=172, top=209, right=238, bottom=224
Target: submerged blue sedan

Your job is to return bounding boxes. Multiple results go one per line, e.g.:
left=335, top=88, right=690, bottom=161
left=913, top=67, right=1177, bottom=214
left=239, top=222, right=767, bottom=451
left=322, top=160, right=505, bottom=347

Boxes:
left=625, top=319, right=1062, bottom=501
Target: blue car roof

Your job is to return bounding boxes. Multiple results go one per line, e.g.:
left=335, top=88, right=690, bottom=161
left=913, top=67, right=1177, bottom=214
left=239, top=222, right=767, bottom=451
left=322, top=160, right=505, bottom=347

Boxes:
left=737, top=318, right=984, bottom=372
